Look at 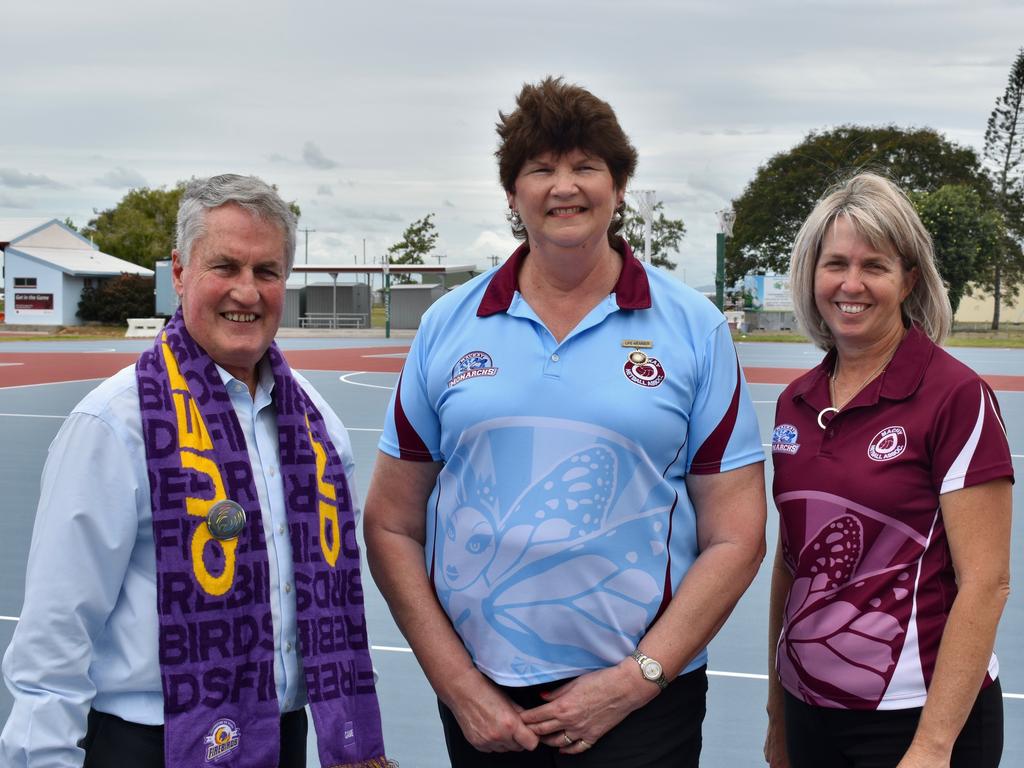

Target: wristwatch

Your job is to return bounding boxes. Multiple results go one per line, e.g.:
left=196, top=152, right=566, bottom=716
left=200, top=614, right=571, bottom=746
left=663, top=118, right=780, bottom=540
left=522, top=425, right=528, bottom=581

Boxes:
left=630, top=649, right=669, bottom=690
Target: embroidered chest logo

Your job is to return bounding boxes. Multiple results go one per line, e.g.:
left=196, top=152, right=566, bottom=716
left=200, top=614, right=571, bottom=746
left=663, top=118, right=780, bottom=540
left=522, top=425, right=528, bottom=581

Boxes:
left=771, top=423, right=800, bottom=455
left=448, top=350, right=499, bottom=388
left=623, top=349, right=665, bottom=388
left=204, top=718, right=241, bottom=761
left=867, top=426, right=908, bottom=462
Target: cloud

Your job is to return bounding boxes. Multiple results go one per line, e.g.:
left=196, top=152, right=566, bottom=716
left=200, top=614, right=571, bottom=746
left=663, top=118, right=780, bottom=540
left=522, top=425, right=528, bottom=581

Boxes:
left=303, top=141, right=339, bottom=170
left=268, top=153, right=293, bottom=163
left=94, top=166, right=147, bottom=189
left=443, top=199, right=456, bottom=208
left=0, top=193, right=32, bottom=208
left=0, top=168, right=62, bottom=189
left=316, top=184, right=334, bottom=196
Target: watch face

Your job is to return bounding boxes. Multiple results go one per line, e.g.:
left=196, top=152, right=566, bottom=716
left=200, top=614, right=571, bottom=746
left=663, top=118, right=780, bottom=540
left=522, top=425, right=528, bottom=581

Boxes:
left=642, top=659, right=662, bottom=680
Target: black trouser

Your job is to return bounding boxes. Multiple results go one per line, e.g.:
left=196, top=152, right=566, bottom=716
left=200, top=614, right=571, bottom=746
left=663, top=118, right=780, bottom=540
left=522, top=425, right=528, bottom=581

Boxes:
left=438, top=665, right=707, bottom=767
left=784, top=679, right=1003, bottom=768
left=81, top=707, right=308, bottom=768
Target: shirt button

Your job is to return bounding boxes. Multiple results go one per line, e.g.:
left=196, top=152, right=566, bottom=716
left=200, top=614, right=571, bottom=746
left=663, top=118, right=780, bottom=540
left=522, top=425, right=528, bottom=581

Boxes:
left=284, top=582, right=292, bottom=594
left=278, top=524, right=286, bottom=535
left=269, top=466, right=277, bottom=477
left=286, top=641, right=294, bottom=652
left=551, top=353, right=560, bottom=362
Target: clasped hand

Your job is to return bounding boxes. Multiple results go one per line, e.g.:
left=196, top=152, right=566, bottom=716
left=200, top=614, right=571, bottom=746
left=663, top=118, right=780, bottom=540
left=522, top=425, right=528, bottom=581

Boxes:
left=452, top=661, right=659, bottom=755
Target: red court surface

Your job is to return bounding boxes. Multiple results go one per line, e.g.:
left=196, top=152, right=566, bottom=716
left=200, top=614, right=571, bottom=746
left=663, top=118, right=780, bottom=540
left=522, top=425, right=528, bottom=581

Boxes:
left=2, top=350, right=1024, bottom=391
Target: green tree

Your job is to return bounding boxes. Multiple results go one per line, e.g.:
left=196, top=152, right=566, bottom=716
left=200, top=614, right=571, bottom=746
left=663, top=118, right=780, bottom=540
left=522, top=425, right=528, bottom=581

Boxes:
left=387, top=214, right=439, bottom=284
left=912, top=185, right=1000, bottom=314
left=77, top=274, right=155, bottom=324
left=83, top=182, right=302, bottom=270
left=622, top=201, right=686, bottom=271
left=983, top=47, right=1024, bottom=329
left=83, top=185, right=185, bottom=269
left=726, top=126, right=992, bottom=284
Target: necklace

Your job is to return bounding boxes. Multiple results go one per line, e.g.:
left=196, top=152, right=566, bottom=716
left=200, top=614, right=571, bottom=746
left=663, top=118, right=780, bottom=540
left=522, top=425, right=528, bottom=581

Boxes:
left=816, top=349, right=898, bottom=430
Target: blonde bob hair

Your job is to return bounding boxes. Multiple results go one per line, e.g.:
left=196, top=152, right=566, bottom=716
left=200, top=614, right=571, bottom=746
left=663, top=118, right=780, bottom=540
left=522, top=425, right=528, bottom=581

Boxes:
left=790, top=172, right=952, bottom=350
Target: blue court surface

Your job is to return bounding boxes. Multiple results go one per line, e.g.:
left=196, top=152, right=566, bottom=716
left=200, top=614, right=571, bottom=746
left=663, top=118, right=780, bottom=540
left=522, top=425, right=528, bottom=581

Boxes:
left=1, top=338, right=1021, bottom=766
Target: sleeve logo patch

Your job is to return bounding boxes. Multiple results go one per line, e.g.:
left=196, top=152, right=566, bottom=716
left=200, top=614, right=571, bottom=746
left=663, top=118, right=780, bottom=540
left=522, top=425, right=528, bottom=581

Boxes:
left=448, top=351, right=499, bottom=388
left=867, top=426, right=907, bottom=462
left=623, top=356, right=666, bottom=388
left=771, top=423, right=800, bottom=455
left=204, top=718, right=241, bottom=762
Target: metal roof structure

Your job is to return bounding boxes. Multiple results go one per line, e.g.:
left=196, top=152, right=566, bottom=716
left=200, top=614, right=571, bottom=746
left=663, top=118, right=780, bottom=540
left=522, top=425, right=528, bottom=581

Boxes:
left=8, top=245, right=153, bottom=277
left=0, top=219, right=53, bottom=247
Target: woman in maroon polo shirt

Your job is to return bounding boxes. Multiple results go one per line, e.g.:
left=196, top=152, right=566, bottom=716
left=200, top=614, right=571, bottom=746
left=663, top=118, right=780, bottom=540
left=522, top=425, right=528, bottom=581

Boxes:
left=765, top=173, right=1014, bottom=768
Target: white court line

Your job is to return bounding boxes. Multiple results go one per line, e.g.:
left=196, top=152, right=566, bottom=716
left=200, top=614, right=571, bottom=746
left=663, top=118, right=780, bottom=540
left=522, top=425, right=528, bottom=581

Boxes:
left=339, top=372, right=395, bottom=391
left=347, top=427, right=383, bottom=433
left=366, top=645, right=1024, bottom=697
left=0, top=622, right=1017, bottom=698
left=707, top=670, right=768, bottom=680
left=0, top=413, right=65, bottom=419
left=0, top=362, right=25, bottom=367
left=371, top=644, right=415, bottom=653
left=0, top=377, right=106, bottom=391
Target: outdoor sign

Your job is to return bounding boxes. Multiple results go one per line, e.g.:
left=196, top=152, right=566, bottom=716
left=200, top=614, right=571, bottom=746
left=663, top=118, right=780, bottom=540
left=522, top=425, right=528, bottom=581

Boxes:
left=743, top=274, right=792, bottom=311
left=14, top=293, right=54, bottom=311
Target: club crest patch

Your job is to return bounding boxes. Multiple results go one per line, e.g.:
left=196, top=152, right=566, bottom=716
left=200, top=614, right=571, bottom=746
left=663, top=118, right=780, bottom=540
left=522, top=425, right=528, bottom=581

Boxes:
left=623, top=351, right=666, bottom=388
left=204, top=718, right=241, bottom=762
left=868, top=426, right=907, bottom=462
left=448, top=351, right=499, bottom=388
left=771, top=423, right=800, bottom=455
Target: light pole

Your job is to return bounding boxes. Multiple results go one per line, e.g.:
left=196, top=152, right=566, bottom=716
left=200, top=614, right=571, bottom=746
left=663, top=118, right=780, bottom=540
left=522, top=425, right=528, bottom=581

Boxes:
left=715, top=209, right=735, bottom=311
left=299, top=228, right=316, bottom=287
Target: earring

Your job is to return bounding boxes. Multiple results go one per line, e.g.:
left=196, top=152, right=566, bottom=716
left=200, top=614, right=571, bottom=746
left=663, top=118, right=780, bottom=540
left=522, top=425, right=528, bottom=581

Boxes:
left=506, top=208, right=522, bottom=227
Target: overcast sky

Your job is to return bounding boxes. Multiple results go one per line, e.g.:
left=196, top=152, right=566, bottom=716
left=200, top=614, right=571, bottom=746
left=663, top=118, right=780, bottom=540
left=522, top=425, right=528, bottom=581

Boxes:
left=2, top=0, right=1021, bottom=287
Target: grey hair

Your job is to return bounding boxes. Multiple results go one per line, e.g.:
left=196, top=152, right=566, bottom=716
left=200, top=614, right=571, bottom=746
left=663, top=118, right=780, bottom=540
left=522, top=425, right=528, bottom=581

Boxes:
left=175, top=174, right=297, bottom=274
left=790, top=172, right=951, bottom=350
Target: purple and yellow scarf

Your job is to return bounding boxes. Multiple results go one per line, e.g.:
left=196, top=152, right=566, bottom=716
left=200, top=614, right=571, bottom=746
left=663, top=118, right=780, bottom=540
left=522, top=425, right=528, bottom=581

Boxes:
left=136, top=309, right=388, bottom=767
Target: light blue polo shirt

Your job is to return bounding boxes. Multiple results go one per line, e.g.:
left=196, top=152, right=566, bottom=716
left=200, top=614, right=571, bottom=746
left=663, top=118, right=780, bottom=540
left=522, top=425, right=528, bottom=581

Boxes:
left=380, top=241, right=763, bottom=686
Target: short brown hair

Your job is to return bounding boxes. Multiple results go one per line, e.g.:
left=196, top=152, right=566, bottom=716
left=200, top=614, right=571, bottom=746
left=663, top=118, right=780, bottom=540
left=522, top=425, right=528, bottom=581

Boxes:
left=496, top=77, right=638, bottom=238
left=790, top=172, right=951, bottom=348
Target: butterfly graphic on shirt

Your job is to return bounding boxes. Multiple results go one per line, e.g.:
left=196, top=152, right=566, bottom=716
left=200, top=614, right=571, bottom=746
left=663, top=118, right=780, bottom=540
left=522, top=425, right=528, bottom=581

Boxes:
left=436, top=444, right=671, bottom=673
left=779, top=513, right=917, bottom=707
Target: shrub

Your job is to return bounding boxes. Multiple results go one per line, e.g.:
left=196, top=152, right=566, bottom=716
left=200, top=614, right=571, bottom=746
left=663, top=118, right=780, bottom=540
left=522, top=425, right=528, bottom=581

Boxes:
left=78, top=273, right=155, bottom=324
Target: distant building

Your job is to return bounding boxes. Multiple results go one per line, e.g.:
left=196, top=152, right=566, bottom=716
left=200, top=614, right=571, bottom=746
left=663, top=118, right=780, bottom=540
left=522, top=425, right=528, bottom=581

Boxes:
left=954, top=291, right=1024, bottom=326
left=1, top=219, right=153, bottom=326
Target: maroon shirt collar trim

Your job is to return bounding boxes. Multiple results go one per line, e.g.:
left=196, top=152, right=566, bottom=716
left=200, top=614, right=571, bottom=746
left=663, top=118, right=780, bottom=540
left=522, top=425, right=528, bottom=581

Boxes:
left=792, top=324, right=932, bottom=403
left=476, top=238, right=652, bottom=317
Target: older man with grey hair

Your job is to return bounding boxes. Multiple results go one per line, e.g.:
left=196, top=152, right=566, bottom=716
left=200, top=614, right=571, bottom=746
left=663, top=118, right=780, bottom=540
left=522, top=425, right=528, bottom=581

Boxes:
left=1, top=175, right=390, bottom=768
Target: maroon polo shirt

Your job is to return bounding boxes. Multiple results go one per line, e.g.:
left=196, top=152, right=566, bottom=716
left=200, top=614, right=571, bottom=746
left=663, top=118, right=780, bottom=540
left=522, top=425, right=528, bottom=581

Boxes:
left=771, top=325, right=1014, bottom=710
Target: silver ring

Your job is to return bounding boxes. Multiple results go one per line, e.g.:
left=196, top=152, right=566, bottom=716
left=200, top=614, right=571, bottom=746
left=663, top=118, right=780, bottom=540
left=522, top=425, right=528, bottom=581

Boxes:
left=562, top=732, right=573, bottom=746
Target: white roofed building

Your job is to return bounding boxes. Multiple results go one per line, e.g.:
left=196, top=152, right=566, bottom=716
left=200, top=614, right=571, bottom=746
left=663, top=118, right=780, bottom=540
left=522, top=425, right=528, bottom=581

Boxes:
left=1, top=219, right=153, bottom=326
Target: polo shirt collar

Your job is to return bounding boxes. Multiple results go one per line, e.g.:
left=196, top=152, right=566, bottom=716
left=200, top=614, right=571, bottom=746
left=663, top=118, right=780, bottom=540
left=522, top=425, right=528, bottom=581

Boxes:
left=476, top=237, right=652, bottom=317
left=791, top=323, right=932, bottom=405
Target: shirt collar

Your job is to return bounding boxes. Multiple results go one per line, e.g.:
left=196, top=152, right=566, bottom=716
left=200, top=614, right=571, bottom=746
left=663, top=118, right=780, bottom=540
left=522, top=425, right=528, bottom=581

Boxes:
left=213, top=356, right=277, bottom=399
left=791, top=323, right=932, bottom=404
left=476, top=237, right=652, bottom=317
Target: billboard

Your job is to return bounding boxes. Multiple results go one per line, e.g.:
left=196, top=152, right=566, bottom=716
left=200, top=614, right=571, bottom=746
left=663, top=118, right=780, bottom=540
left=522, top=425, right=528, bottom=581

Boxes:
left=14, top=293, right=54, bottom=311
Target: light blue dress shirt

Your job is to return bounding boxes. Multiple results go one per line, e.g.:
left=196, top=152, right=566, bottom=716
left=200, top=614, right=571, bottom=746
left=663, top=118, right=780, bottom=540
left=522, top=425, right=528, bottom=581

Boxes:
left=0, top=360, right=360, bottom=767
